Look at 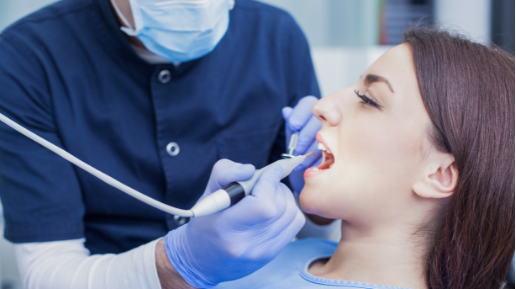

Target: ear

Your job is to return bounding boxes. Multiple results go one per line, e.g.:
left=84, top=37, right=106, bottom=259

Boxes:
left=412, top=153, right=458, bottom=199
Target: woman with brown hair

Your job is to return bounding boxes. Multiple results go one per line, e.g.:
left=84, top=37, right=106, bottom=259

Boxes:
left=213, top=27, right=515, bottom=289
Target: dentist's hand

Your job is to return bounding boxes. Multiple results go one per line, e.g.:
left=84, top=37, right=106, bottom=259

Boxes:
left=282, top=96, right=322, bottom=195
left=163, top=159, right=306, bottom=288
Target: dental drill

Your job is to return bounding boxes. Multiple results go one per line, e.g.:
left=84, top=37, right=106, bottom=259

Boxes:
left=190, top=154, right=310, bottom=216
left=0, top=112, right=309, bottom=218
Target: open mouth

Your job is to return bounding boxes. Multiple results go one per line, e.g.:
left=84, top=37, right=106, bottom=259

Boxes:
left=304, top=133, right=335, bottom=178
left=304, top=142, right=335, bottom=179
left=314, top=142, right=335, bottom=171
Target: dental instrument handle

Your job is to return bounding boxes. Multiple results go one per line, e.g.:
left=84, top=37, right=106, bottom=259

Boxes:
left=190, top=155, right=306, bottom=217
left=0, top=112, right=195, bottom=217
left=287, top=131, right=299, bottom=156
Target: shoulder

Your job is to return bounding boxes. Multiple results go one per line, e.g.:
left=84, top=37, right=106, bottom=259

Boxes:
left=2, top=0, right=93, bottom=33
left=0, top=0, right=94, bottom=49
left=233, top=0, right=292, bottom=18
left=230, top=0, right=301, bottom=34
left=227, top=0, right=309, bottom=60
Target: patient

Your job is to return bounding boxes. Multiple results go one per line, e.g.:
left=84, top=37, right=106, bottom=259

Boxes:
left=214, top=27, right=514, bottom=289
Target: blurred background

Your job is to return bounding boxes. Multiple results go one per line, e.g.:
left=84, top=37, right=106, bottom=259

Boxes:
left=0, top=0, right=514, bottom=288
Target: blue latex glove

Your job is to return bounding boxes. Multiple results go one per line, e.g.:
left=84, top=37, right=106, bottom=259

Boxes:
left=164, top=159, right=306, bottom=288
left=282, top=96, right=322, bottom=195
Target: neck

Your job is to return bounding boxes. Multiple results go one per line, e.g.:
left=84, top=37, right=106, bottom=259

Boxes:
left=309, top=221, right=429, bottom=289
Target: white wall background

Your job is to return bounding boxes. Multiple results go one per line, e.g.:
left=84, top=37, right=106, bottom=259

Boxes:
left=0, top=0, right=59, bottom=31
left=435, top=0, right=491, bottom=45
left=0, top=0, right=492, bottom=288
left=258, top=0, right=492, bottom=96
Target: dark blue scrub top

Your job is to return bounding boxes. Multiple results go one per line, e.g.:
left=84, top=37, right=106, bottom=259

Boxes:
left=0, top=0, right=320, bottom=254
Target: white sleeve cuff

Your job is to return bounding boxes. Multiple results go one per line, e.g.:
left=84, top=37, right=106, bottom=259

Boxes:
left=14, top=238, right=162, bottom=289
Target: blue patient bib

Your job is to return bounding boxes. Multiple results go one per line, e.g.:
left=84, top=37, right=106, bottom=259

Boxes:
left=214, top=238, right=412, bottom=289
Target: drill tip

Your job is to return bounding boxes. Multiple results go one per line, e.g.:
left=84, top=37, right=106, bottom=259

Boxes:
left=304, top=152, right=316, bottom=158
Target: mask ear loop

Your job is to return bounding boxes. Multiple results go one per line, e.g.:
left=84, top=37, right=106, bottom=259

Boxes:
left=110, top=0, right=134, bottom=30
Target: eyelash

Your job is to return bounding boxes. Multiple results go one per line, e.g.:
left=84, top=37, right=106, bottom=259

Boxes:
left=354, top=90, right=382, bottom=108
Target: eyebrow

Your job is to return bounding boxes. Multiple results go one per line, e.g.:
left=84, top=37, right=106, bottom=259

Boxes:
left=364, top=74, right=394, bottom=93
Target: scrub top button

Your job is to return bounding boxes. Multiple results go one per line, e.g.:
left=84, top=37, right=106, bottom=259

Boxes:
left=158, top=70, right=171, bottom=83
left=166, top=142, right=180, bottom=156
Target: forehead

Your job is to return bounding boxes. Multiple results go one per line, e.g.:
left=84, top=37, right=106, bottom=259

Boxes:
left=364, top=44, right=421, bottom=107
left=367, top=44, right=416, bottom=91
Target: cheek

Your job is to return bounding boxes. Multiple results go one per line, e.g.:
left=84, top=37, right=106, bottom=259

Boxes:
left=341, top=118, right=423, bottom=180
left=299, top=111, right=427, bottom=220
left=322, top=119, right=424, bottom=215
left=300, top=172, right=389, bottom=220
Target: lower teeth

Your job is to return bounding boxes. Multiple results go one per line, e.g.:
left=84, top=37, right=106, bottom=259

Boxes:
left=312, top=167, right=320, bottom=171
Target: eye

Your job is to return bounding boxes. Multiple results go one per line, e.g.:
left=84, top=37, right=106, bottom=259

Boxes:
left=354, top=90, right=382, bottom=109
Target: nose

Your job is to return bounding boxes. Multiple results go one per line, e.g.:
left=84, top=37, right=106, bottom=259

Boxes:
left=312, top=96, right=341, bottom=126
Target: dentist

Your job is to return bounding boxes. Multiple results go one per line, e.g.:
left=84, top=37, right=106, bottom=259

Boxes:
left=0, top=0, right=324, bottom=288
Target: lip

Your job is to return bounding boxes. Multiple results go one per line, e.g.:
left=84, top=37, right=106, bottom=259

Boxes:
left=304, top=167, right=326, bottom=178
left=316, top=132, right=332, bottom=154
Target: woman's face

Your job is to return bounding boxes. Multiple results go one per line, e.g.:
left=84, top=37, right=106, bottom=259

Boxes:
left=300, top=44, right=434, bottom=226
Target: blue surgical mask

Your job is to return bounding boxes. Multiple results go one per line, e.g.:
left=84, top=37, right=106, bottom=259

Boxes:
left=111, top=0, right=235, bottom=63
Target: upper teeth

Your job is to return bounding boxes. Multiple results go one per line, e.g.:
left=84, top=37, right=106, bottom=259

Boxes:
left=318, top=142, right=330, bottom=153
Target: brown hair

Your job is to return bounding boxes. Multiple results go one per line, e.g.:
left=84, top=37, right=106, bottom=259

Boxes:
left=403, top=27, right=515, bottom=289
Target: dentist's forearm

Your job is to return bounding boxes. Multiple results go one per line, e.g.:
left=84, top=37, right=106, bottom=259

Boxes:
left=156, top=238, right=196, bottom=289
left=14, top=238, right=162, bottom=289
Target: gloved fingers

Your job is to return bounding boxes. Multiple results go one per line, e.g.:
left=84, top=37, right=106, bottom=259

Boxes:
left=285, top=96, right=318, bottom=132
left=281, top=106, right=294, bottom=121
left=258, top=185, right=304, bottom=245
left=250, top=163, right=284, bottom=202
left=266, top=208, right=306, bottom=258
left=271, top=182, right=290, bottom=221
left=260, top=184, right=299, bottom=233
left=238, top=177, right=290, bottom=225
left=226, top=164, right=285, bottom=225
left=242, top=185, right=302, bottom=260
left=288, top=170, right=306, bottom=196
left=206, top=159, right=256, bottom=195
left=293, top=140, right=322, bottom=171
left=247, top=210, right=305, bottom=262
left=293, top=116, right=321, bottom=156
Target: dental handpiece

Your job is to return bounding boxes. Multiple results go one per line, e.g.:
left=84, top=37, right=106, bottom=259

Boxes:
left=0, top=111, right=309, bottom=218
left=190, top=155, right=310, bottom=217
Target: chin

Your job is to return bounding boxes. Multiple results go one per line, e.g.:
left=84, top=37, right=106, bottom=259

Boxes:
left=298, top=185, right=325, bottom=216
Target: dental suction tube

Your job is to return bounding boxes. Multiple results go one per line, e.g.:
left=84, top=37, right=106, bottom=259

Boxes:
left=0, top=112, right=307, bottom=218
left=0, top=112, right=195, bottom=217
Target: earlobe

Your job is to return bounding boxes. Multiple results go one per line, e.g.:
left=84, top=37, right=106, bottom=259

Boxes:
left=412, top=156, right=458, bottom=199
